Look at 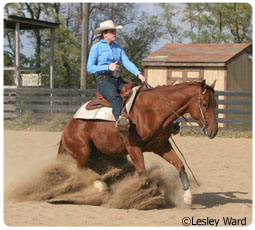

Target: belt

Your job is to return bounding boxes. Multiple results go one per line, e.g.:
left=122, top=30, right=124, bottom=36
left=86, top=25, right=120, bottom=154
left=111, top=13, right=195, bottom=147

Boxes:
left=96, top=74, right=112, bottom=81
left=96, top=73, right=121, bottom=81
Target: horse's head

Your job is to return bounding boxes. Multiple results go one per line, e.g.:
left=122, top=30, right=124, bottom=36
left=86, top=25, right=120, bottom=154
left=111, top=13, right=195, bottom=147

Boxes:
left=188, top=80, right=218, bottom=139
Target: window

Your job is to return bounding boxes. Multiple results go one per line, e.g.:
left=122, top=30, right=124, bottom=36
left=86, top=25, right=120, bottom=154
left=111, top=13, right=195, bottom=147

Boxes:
left=167, top=68, right=204, bottom=84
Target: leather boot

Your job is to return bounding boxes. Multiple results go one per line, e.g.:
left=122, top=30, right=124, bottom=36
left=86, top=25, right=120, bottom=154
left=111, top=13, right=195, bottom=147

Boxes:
left=116, top=115, right=130, bottom=135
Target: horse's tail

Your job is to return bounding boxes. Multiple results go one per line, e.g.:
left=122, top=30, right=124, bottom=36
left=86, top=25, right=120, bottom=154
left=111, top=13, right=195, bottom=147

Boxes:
left=58, top=137, right=65, bottom=154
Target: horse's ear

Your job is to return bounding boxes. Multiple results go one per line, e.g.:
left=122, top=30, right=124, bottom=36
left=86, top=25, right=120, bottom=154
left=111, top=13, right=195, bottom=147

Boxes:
left=201, top=80, right=206, bottom=91
left=210, top=80, right=216, bottom=89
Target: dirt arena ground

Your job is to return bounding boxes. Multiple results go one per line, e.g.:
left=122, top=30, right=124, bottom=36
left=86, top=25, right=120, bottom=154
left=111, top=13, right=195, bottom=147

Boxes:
left=4, top=130, right=252, bottom=226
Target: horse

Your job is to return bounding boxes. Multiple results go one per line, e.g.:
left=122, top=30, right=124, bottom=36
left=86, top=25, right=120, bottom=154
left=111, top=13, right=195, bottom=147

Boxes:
left=58, top=80, right=218, bottom=205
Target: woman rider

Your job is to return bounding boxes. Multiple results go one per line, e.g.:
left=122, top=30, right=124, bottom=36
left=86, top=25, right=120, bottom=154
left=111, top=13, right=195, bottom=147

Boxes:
left=87, top=20, right=145, bottom=131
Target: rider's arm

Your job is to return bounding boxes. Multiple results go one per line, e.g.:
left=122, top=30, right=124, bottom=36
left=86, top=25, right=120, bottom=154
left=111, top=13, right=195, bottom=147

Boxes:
left=87, top=44, right=109, bottom=74
left=120, top=48, right=141, bottom=77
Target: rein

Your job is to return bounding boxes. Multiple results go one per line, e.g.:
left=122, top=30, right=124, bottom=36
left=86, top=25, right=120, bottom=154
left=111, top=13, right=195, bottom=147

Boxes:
left=143, top=81, right=207, bottom=135
left=143, top=81, right=201, bottom=187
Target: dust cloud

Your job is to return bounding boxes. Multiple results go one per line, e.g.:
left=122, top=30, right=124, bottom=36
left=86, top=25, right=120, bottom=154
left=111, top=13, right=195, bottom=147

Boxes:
left=5, top=151, right=185, bottom=210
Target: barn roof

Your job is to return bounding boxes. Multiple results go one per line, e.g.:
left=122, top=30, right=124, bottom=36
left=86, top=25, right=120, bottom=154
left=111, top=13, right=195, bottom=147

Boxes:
left=142, top=43, right=252, bottom=67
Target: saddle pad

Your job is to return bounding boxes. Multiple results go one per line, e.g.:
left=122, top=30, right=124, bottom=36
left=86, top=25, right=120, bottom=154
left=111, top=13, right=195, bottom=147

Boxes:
left=73, top=86, right=141, bottom=121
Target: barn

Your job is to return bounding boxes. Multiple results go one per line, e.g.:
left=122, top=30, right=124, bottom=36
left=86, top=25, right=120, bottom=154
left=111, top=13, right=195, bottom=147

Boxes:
left=142, top=43, right=252, bottom=128
left=142, top=43, right=252, bottom=92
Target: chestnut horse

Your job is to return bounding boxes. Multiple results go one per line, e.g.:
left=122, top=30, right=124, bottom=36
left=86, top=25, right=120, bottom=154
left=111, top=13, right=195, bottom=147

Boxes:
left=58, top=80, right=218, bottom=205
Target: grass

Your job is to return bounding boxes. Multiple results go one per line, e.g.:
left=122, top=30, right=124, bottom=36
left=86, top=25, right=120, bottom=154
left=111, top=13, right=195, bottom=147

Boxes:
left=4, top=112, right=252, bottom=138
left=4, top=112, right=70, bottom=132
left=179, top=128, right=252, bottom=138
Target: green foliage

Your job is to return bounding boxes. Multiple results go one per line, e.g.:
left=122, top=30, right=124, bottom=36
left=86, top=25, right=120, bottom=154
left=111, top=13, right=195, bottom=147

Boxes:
left=157, top=3, right=182, bottom=43
left=181, top=3, right=252, bottom=43
left=41, top=25, right=81, bottom=88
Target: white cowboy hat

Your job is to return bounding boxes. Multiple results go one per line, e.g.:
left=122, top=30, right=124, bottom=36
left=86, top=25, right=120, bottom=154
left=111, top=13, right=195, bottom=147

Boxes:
left=94, top=20, right=123, bottom=34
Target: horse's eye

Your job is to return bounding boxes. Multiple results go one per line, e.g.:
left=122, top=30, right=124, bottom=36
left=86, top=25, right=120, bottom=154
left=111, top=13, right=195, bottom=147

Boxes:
left=203, top=103, right=207, bottom=107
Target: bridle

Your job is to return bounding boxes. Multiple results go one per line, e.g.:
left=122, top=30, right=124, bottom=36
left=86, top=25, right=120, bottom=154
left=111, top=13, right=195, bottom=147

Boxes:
left=143, top=81, right=209, bottom=134
left=198, top=88, right=209, bottom=135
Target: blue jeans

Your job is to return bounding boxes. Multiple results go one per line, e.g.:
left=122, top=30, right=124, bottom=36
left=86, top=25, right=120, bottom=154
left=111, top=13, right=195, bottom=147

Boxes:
left=97, top=76, right=128, bottom=120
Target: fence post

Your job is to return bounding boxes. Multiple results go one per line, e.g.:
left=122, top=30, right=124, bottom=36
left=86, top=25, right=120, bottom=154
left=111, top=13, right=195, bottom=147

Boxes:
left=80, top=3, right=89, bottom=91
left=15, top=88, right=21, bottom=117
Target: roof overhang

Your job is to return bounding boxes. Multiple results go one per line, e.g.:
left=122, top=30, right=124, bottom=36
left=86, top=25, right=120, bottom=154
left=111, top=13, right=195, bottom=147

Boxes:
left=142, top=60, right=227, bottom=67
left=4, top=15, right=60, bottom=30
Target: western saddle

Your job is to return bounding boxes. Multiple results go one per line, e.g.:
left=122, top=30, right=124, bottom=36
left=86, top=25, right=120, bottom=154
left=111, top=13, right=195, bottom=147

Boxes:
left=86, top=81, right=138, bottom=110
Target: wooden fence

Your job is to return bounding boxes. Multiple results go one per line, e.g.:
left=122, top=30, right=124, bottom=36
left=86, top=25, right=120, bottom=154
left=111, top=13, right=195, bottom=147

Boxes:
left=4, top=87, right=96, bottom=119
left=4, top=87, right=252, bottom=128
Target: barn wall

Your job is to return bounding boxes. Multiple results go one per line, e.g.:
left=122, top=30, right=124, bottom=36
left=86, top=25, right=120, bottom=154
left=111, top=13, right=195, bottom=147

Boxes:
left=227, top=52, right=252, bottom=92
left=226, top=52, right=252, bottom=128
left=204, top=67, right=226, bottom=91
left=146, top=67, right=167, bottom=87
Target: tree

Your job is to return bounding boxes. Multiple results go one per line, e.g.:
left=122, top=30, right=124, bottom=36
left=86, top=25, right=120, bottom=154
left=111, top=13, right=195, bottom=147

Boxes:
left=182, top=3, right=215, bottom=43
left=224, top=3, right=252, bottom=43
left=181, top=3, right=252, bottom=43
left=157, top=3, right=182, bottom=43
left=40, top=25, right=81, bottom=88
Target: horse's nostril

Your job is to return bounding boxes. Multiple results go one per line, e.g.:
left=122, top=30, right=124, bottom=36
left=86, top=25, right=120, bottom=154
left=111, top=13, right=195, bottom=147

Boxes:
left=208, top=129, right=217, bottom=139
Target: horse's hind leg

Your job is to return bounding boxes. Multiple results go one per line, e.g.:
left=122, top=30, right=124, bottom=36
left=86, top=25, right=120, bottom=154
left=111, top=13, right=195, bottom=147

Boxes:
left=62, top=136, right=91, bottom=169
left=76, top=146, right=91, bottom=169
left=73, top=138, right=92, bottom=169
left=58, top=138, right=65, bottom=154
left=157, top=143, right=192, bottom=205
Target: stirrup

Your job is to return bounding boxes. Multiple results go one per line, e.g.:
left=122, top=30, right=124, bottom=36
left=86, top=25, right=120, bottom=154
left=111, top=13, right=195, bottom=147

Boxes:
left=116, top=116, right=130, bottom=136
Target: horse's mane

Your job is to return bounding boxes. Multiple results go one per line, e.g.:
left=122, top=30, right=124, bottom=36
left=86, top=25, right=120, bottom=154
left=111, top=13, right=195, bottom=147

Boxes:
left=153, top=81, right=201, bottom=91
left=153, top=81, right=214, bottom=93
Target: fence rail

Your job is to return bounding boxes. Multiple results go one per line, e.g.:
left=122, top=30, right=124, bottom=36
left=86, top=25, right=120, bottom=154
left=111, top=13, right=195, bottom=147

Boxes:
left=4, top=88, right=95, bottom=119
left=4, top=87, right=252, bottom=127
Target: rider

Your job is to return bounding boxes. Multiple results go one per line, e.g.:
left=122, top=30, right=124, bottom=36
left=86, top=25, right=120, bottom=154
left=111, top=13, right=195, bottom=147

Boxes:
left=87, top=20, right=145, bottom=131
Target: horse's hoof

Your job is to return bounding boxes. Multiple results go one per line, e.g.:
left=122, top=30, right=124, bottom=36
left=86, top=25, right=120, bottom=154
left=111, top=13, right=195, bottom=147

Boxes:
left=183, top=189, right=192, bottom=206
left=93, top=180, right=105, bottom=192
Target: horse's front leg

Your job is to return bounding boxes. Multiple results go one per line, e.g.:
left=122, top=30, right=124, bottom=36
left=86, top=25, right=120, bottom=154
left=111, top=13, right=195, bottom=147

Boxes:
left=123, top=138, right=146, bottom=176
left=157, top=143, right=192, bottom=206
left=127, top=147, right=146, bottom=176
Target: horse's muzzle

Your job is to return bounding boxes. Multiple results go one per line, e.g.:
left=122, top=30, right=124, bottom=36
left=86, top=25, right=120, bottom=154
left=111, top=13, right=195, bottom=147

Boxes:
left=202, top=122, right=217, bottom=139
left=203, top=127, right=218, bottom=139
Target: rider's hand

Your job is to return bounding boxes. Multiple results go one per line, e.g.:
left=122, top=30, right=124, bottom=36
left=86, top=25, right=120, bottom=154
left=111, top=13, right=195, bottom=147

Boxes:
left=108, top=61, right=119, bottom=72
left=138, top=74, right=146, bottom=83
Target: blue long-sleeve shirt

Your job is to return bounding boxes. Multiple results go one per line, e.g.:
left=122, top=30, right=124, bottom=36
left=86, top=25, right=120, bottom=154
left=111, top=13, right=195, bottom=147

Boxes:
left=87, top=39, right=141, bottom=77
